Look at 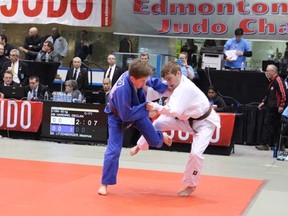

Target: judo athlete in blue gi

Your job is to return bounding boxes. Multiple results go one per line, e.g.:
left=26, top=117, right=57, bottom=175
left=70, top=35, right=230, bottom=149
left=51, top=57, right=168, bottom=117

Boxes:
left=98, top=59, right=172, bottom=196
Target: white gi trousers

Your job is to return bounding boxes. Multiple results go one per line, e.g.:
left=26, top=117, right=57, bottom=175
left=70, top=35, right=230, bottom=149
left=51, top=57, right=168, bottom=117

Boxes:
left=137, top=111, right=217, bottom=187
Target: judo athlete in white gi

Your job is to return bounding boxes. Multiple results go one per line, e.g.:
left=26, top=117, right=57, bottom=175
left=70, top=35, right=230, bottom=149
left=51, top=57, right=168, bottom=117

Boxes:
left=131, top=61, right=220, bottom=197
left=98, top=59, right=172, bottom=196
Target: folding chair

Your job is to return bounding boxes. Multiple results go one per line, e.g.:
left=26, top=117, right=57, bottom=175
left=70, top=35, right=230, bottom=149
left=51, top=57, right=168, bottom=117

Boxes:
left=277, top=122, right=288, bottom=160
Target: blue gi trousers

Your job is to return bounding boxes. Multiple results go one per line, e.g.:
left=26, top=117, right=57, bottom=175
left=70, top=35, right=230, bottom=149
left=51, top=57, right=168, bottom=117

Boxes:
left=101, top=113, right=163, bottom=185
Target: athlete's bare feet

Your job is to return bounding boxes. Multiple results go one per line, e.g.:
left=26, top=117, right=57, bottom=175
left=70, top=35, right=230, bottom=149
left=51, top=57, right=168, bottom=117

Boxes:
left=163, top=132, right=172, bottom=147
left=178, top=186, right=196, bottom=197
left=98, top=184, right=107, bottom=196
left=130, top=145, right=140, bottom=156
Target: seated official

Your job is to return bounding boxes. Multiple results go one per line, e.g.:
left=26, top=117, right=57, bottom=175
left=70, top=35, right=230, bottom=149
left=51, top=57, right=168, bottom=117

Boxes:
left=207, top=86, right=227, bottom=112
left=64, top=79, right=83, bottom=102
left=24, top=75, right=49, bottom=101
left=19, top=41, right=61, bottom=63
left=65, top=57, right=89, bottom=92
left=0, top=70, right=20, bottom=87
left=0, top=71, right=20, bottom=98
left=1, top=49, right=29, bottom=86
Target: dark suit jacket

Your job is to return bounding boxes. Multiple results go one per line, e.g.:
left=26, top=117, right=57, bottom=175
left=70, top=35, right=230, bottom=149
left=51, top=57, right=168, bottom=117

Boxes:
left=0, top=81, right=20, bottom=97
left=0, top=81, right=20, bottom=87
left=0, top=55, right=9, bottom=73
left=65, top=68, right=89, bottom=92
left=1, top=60, right=29, bottom=85
left=24, top=83, right=48, bottom=100
left=23, top=34, right=42, bottom=60
left=103, top=65, right=124, bottom=87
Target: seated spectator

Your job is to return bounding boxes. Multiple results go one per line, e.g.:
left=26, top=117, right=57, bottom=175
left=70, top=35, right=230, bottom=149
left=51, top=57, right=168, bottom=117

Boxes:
left=0, top=34, right=14, bottom=57
left=24, top=75, right=48, bottom=101
left=19, top=41, right=61, bottom=62
left=65, top=57, right=89, bottom=92
left=64, top=79, right=83, bottom=102
left=1, top=49, right=29, bottom=86
left=0, top=44, right=9, bottom=72
left=102, top=77, right=111, bottom=104
left=207, top=86, right=227, bottom=112
left=178, top=52, right=195, bottom=80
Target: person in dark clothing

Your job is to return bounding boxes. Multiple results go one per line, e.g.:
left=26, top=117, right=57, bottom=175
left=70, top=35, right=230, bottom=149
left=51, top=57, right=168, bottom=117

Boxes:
left=119, top=36, right=133, bottom=71
left=23, top=27, right=42, bottom=60
left=0, top=34, right=14, bottom=57
left=103, top=54, right=124, bottom=87
left=0, top=44, right=9, bottom=72
left=181, top=39, right=198, bottom=68
left=74, top=30, right=93, bottom=63
left=19, top=41, right=61, bottom=63
left=65, top=57, right=89, bottom=92
left=207, top=86, right=227, bottom=112
left=255, top=64, right=287, bottom=151
left=24, top=75, right=49, bottom=100
left=0, top=71, right=20, bottom=87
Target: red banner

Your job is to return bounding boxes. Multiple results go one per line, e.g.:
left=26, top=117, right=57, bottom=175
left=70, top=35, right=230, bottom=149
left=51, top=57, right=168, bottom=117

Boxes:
left=166, top=113, right=235, bottom=147
left=0, top=0, right=112, bottom=27
left=0, top=99, right=43, bottom=132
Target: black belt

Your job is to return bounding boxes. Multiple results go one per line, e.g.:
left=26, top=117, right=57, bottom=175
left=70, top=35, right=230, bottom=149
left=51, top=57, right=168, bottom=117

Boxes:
left=188, top=106, right=213, bottom=128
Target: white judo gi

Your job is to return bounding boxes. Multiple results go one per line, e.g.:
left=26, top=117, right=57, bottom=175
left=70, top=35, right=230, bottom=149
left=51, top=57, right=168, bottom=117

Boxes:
left=137, top=75, right=221, bottom=187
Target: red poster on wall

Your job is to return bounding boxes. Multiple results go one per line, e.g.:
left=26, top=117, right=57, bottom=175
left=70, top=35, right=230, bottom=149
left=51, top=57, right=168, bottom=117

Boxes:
left=0, top=99, right=43, bottom=132
left=166, top=113, right=236, bottom=147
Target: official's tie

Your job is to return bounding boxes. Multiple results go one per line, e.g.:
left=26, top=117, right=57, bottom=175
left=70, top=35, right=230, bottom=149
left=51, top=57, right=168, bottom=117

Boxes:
left=107, top=67, right=112, bottom=78
left=11, top=63, right=14, bottom=77
left=32, top=90, right=36, bottom=98
left=73, top=69, right=77, bottom=80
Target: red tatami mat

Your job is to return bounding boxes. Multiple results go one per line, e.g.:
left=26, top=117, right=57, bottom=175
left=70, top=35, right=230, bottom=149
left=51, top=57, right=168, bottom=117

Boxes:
left=0, top=158, right=263, bottom=216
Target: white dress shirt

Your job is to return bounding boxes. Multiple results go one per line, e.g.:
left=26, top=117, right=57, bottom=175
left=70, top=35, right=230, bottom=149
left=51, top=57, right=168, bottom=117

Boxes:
left=106, top=64, right=116, bottom=80
left=11, top=61, right=20, bottom=84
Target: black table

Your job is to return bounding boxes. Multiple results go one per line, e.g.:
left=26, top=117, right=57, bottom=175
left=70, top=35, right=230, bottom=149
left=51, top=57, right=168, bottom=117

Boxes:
left=24, top=61, right=60, bottom=90
left=197, top=69, right=268, bottom=105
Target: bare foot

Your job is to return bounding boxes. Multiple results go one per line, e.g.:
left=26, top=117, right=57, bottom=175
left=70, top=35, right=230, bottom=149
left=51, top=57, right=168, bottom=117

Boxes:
left=98, top=184, right=107, bottom=196
left=130, top=145, right=140, bottom=156
left=178, top=186, right=196, bottom=197
left=163, top=132, right=172, bottom=147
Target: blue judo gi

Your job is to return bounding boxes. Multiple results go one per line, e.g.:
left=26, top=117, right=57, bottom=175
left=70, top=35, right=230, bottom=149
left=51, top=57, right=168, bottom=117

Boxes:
left=101, top=72, right=167, bottom=185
